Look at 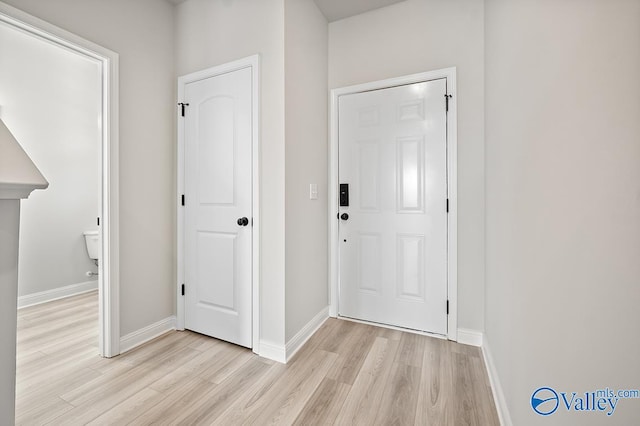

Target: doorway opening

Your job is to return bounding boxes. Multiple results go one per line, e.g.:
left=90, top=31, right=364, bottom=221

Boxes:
left=329, top=68, right=458, bottom=341
left=0, top=4, right=120, bottom=357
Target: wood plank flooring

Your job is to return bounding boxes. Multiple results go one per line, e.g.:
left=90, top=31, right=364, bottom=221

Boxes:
left=16, top=291, right=499, bottom=425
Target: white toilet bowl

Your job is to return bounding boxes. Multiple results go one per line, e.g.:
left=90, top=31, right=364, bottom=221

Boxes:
left=83, top=230, right=100, bottom=261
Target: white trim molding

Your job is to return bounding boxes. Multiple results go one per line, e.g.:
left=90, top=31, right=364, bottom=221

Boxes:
left=0, top=3, right=120, bottom=358
left=482, top=337, right=513, bottom=426
left=258, top=340, right=286, bottom=364
left=119, top=316, right=177, bottom=354
left=285, top=306, right=329, bottom=362
left=176, top=55, right=261, bottom=353
left=328, top=67, right=458, bottom=341
left=17, top=281, right=98, bottom=309
left=457, top=328, right=483, bottom=347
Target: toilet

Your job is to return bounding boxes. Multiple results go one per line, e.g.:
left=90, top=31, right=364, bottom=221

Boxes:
left=83, top=230, right=100, bottom=261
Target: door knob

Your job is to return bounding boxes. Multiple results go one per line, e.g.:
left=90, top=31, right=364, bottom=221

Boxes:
left=237, top=217, right=249, bottom=226
left=340, top=213, right=349, bottom=221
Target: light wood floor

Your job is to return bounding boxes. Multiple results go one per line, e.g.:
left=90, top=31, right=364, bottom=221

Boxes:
left=16, top=291, right=499, bottom=425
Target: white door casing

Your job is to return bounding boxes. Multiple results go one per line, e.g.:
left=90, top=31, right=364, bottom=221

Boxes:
left=329, top=68, right=458, bottom=340
left=0, top=4, right=121, bottom=357
left=177, top=56, right=260, bottom=351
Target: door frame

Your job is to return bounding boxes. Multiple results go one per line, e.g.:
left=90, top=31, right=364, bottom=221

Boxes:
left=0, top=3, right=121, bottom=356
left=328, top=67, right=458, bottom=341
left=176, top=55, right=261, bottom=352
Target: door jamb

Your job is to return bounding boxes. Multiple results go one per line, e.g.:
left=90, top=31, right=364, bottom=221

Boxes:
left=0, top=3, right=121, bottom=356
left=176, top=55, right=261, bottom=353
left=328, top=67, right=458, bottom=341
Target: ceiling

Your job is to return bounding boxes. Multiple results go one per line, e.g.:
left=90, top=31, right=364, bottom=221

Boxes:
left=313, top=0, right=406, bottom=22
left=165, top=0, right=407, bottom=22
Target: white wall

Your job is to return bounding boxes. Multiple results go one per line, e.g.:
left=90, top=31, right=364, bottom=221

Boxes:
left=0, top=0, right=176, bottom=336
left=485, top=0, right=640, bottom=424
left=328, top=0, right=485, bottom=332
left=0, top=22, right=101, bottom=298
left=175, top=0, right=287, bottom=347
left=284, top=0, right=329, bottom=341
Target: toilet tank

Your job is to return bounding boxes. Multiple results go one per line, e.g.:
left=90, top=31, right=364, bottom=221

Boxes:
left=83, top=230, right=100, bottom=260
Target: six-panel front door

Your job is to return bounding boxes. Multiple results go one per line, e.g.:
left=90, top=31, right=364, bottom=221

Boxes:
left=338, top=78, right=448, bottom=335
left=184, top=67, right=252, bottom=348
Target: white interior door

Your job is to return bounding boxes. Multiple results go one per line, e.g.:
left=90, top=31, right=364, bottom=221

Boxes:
left=338, top=78, right=448, bottom=335
left=184, top=67, right=252, bottom=348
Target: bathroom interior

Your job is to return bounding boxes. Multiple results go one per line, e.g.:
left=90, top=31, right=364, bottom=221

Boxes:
left=0, top=20, right=102, bottom=322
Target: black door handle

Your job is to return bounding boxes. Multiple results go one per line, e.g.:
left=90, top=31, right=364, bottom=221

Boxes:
left=340, top=213, right=349, bottom=221
left=237, top=217, right=249, bottom=226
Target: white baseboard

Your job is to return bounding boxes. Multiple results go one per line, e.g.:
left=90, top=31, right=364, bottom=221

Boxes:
left=120, top=316, right=176, bottom=354
left=457, top=328, right=483, bottom=347
left=259, top=340, right=286, bottom=364
left=18, top=280, right=98, bottom=309
left=482, top=337, right=513, bottom=426
left=285, top=306, right=329, bottom=362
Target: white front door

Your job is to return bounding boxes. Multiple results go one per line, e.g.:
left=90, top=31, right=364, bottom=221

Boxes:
left=183, top=67, right=252, bottom=348
left=338, top=78, right=448, bottom=335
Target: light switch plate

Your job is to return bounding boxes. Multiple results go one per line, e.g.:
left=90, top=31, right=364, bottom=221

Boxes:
left=309, top=183, right=318, bottom=200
